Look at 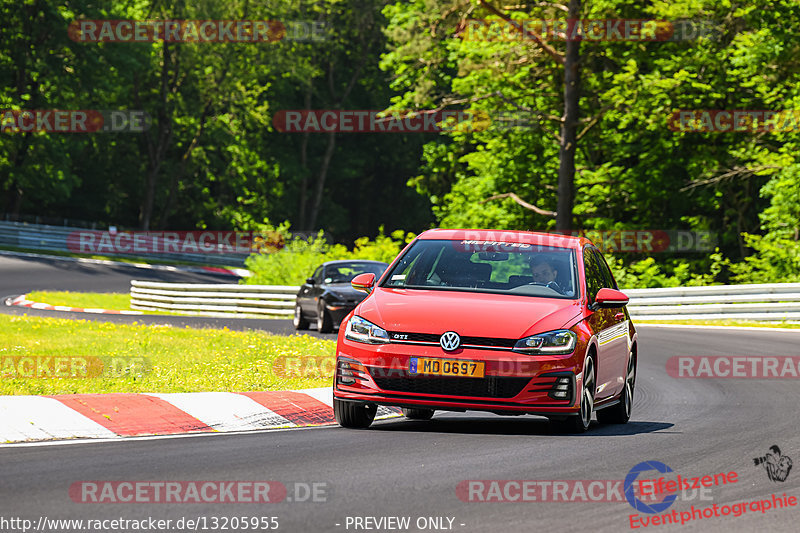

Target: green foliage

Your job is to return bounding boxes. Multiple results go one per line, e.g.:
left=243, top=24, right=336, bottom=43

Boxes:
left=4, top=0, right=800, bottom=287
left=244, top=223, right=415, bottom=285
left=606, top=254, right=724, bottom=289
left=729, top=235, right=800, bottom=284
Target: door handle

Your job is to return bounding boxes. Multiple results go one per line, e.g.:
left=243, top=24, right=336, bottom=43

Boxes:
left=614, top=312, right=625, bottom=321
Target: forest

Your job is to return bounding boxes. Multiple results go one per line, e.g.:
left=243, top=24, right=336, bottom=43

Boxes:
left=2, top=0, right=799, bottom=285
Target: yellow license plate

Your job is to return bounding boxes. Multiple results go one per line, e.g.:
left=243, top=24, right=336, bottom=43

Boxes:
left=409, top=357, right=485, bottom=378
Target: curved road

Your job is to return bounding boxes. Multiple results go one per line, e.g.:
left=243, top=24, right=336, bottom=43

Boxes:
left=0, top=254, right=310, bottom=334
left=1, top=256, right=799, bottom=532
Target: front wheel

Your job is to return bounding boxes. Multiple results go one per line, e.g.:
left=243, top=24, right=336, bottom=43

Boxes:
left=550, top=356, right=595, bottom=433
left=597, top=351, right=635, bottom=425
left=333, top=399, right=377, bottom=429
left=317, top=301, right=334, bottom=333
left=293, top=304, right=309, bottom=330
left=401, top=407, right=434, bottom=420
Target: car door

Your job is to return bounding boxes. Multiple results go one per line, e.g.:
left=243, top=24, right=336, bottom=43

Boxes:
left=583, top=246, right=620, bottom=402
left=593, top=249, right=629, bottom=399
left=299, top=266, right=323, bottom=315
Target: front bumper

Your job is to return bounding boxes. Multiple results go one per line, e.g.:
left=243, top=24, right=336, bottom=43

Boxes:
left=333, top=339, right=584, bottom=416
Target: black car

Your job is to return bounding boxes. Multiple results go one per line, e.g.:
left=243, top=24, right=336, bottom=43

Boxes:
left=293, top=260, right=389, bottom=333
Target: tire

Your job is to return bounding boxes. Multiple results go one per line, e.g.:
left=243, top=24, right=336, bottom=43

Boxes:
left=597, top=350, right=635, bottom=425
left=550, top=356, right=595, bottom=434
left=316, top=300, right=333, bottom=333
left=293, top=304, right=309, bottom=330
left=333, top=399, right=377, bottom=429
left=401, top=407, right=434, bottom=420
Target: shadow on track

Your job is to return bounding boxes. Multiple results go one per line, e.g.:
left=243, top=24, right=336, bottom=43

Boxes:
left=371, top=416, right=673, bottom=436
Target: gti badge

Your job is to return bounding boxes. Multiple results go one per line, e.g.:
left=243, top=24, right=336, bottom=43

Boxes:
left=440, top=331, right=461, bottom=351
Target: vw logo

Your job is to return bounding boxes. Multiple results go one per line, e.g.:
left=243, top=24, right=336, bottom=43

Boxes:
left=440, top=331, right=461, bottom=351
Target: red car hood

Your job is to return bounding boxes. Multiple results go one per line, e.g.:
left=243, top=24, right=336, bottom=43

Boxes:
left=356, top=288, right=583, bottom=339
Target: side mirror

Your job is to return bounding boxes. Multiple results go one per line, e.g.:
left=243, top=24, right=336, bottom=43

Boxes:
left=351, top=272, right=376, bottom=293
left=306, top=277, right=315, bottom=285
left=592, top=288, right=629, bottom=309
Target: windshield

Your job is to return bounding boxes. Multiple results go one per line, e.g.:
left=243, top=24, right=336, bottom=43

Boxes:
left=323, top=262, right=387, bottom=284
left=381, top=239, right=579, bottom=299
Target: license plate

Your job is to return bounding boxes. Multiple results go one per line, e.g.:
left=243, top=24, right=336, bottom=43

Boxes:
left=409, top=357, right=485, bottom=378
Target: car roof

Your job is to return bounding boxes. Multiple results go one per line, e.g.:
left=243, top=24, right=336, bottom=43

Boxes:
left=321, top=260, right=389, bottom=266
left=416, top=228, right=592, bottom=250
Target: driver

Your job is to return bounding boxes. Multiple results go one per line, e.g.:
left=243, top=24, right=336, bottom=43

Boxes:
left=529, top=256, right=563, bottom=293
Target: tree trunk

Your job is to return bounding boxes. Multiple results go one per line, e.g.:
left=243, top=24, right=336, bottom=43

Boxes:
left=139, top=41, right=175, bottom=230
left=556, top=0, right=581, bottom=233
left=307, top=130, right=337, bottom=230
left=298, top=85, right=313, bottom=230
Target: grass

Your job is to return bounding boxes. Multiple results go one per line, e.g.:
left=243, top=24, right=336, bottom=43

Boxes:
left=27, top=290, right=132, bottom=311
left=0, top=314, right=335, bottom=395
left=25, top=290, right=191, bottom=316
left=635, top=319, right=800, bottom=329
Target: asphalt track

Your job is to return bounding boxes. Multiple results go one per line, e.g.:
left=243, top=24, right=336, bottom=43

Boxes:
left=1, top=257, right=799, bottom=532
left=0, top=254, right=322, bottom=335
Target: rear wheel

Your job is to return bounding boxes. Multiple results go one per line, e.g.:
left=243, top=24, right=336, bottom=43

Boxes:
left=333, top=399, right=377, bottom=429
left=293, top=304, right=309, bottom=330
left=550, top=356, right=595, bottom=433
left=401, top=407, right=434, bottom=420
left=597, top=350, right=635, bottom=425
left=317, top=301, right=334, bottom=333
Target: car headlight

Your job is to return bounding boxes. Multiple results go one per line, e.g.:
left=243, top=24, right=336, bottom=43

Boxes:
left=344, top=315, right=390, bottom=344
left=513, top=329, right=577, bottom=355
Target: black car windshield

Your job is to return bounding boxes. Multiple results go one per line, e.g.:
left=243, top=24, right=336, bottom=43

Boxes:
left=381, top=239, right=579, bottom=299
left=324, top=262, right=387, bottom=284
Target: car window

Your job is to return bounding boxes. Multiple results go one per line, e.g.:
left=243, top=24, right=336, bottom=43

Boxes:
left=323, top=263, right=387, bottom=284
left=593, top=249, right=618, bottom=290
left=583, top=247, right=604, bottom=302
left=382, top=239, right=578, bottom=299
left=312, top=266, right=323, bottom=284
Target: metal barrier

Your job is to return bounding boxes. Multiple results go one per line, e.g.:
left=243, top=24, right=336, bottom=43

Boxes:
left=130, top=280, right=297, bottom=318
left=0, top=221, right=248, bottom=267
left=129, top=281, right=800, bottom=322
left=626, top=283, right=800, bottom=321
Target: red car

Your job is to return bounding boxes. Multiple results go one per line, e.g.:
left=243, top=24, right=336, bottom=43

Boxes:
left=333, top=229, right=637, bottom=433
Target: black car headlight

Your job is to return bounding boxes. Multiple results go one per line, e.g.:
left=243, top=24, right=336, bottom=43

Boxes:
left=513, top=329, right=577, bottom=355
left=344, top=316, right=390, bottom=344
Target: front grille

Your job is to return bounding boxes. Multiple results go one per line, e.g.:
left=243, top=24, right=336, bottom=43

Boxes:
left=367, top=368, right=530, bottom=398
left=389, top=332, right=517, bottom=349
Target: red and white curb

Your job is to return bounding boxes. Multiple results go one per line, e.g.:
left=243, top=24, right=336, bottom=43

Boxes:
left=0, top=388, right=401, bottom=444
left=8, top=294, right=143, bottom=315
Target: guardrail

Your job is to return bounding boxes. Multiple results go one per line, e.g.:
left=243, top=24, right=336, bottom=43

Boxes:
left=129, top=281, right=800, bottom=322
left=626, top=283, right=800, bottom=321
left=0, top=221, right=248, bottom=267
left=130, top=280, right=297, bottom=318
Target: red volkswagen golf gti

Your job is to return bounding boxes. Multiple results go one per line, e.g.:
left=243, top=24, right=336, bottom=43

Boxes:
left=333, top=229, right=637, bottom=433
